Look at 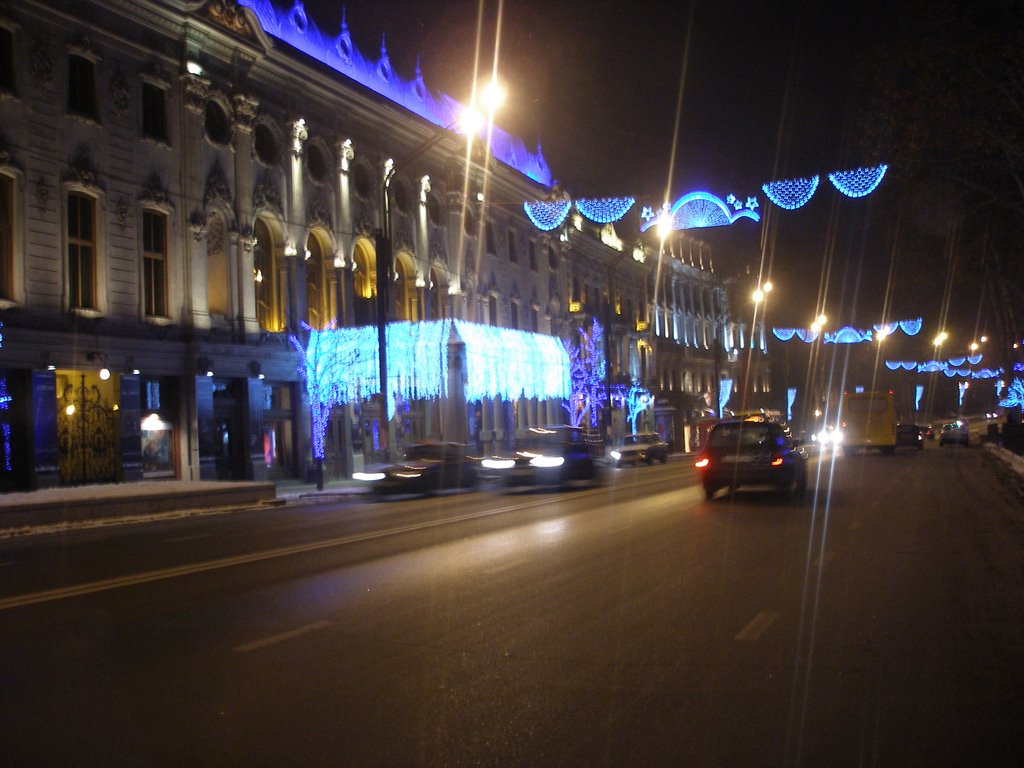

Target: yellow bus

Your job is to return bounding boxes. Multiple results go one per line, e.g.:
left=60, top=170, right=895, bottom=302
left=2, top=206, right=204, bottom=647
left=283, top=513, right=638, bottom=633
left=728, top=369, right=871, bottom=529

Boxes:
left=840, top=390, right=897, bottom=454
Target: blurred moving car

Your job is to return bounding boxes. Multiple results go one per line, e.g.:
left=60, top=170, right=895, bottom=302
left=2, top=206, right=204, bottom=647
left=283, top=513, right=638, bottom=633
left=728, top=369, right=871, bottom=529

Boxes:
left=354, top=441, right=479, bottom=495
left=609, top=432, right=670, bottom=466
left=920, top=424, right=935, bottom=441
left=896, top=423, right=925, bottom=450
left=694, top=419, right=808, bottom=501
left=810, top=424, right=843, bottom=449
left=481, top=426, right=600, bottom=489
left=939, top=420, right=970, bottom=446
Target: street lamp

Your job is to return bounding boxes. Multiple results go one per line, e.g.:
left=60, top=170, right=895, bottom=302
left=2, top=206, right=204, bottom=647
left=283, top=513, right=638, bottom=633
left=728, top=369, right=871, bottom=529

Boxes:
left=374, top=85, right=505, bottom=461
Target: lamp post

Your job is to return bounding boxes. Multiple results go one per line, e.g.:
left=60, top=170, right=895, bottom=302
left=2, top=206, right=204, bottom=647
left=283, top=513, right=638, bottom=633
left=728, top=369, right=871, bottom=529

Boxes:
left=742, top=280, right=772, bottom=411
left=374, top=85, right=505, bottom=461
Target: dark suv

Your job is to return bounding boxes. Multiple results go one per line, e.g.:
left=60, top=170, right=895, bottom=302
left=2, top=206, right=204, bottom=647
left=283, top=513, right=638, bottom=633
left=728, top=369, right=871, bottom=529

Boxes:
left=695, top=419, right=807, bottom=500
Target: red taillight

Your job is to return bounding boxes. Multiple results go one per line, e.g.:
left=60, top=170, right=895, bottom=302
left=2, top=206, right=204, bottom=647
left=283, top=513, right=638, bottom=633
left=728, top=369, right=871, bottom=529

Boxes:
left=770, top=456, right=784, bottom=467
left=694, top=456, right=709, bottom=469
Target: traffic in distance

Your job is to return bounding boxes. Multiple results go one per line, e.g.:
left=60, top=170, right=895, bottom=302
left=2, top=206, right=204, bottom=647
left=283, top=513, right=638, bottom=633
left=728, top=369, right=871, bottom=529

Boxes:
left=353, top=391, right=988, bottom=498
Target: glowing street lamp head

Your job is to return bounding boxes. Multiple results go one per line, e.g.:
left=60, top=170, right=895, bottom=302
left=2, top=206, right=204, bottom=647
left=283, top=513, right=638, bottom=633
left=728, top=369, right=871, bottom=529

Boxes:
left=934, top=331, right=948, bottom=346
left=655, top=209, right=673, bottom=239
left=763, top=281, right=773, bottom=294
left=480, top=80, right=507, bottom=112
left=457, top=105, right=484, bottom=136
left=752, top=288, right=765, bottom=304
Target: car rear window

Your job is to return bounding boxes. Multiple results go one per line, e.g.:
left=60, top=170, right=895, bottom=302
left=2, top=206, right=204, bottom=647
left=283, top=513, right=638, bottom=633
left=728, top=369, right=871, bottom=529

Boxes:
left=708, top=423, right=774, bottom=448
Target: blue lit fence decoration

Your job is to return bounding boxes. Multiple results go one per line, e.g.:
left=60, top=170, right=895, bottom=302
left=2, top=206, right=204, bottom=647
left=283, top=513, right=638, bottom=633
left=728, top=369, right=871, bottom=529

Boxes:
left=294, top=321, right=570, bottom=459
left=575, top=197, right=636, bottom=224
left=787, top=387, right=797, bottom=422
left=958, top=381, right=969, bottom=406
left=915, top=385, right=924, bottom=412
left=238, top=1, right=552, bottom=185
left=639, top=191, right=760, bottom=233
left=827, top=164, right=889, bottom=198
left=0, top=375, right=10, bottom=472
left=523, top=200, right=571, bottom=231
left=762, top=176, right=820, bottom=210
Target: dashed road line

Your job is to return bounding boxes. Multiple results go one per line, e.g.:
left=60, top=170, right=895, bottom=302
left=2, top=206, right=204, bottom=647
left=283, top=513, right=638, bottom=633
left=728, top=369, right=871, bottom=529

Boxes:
left=234, top=621, right=334, bottom=653
left=736, top=610, right=780, bottom=641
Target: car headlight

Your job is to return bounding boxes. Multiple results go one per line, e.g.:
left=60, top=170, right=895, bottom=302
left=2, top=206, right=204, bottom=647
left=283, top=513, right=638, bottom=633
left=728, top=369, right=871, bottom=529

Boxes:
left=353, top=472, right=385, bottom=482
left=610, top=450, right=621, bottom=460
left=481, top=458, right=515, bottom=470
left=529, top=455, right=565, bottom=468
left=816, top=430, right=831, bottom=445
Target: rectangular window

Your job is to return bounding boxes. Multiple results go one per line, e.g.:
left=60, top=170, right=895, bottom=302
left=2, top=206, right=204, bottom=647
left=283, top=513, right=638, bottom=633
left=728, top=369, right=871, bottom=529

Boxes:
left=489, top=295, right=498, bottom=326
left=528, top=241, right=537, bottom=271
left=0, top=28, right=13, bottom=94
left=67, top=54, right=97, bottom=120
left=141, top=82, right=168, bottom=143
left=67, top=192, right=95, bottom=309
left=510, top=302, right=519, bottom=330
left=0, top=176, right=11, bottom=300
left=507, top=229, right=517, bottom=263
left=485, top=221, right=495, bottom=255
left=531, top=307, right=539, bottom=332
left=143, top=211, right=167, bottom=316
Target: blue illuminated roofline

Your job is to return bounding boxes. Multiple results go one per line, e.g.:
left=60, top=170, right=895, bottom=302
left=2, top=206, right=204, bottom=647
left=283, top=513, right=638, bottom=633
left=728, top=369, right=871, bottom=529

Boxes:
left=238, top=1, right=552, bottom=186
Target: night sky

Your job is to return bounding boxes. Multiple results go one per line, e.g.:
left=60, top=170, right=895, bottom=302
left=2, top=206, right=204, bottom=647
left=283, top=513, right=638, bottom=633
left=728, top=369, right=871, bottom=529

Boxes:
left=295, top=0, right=992, bottom=349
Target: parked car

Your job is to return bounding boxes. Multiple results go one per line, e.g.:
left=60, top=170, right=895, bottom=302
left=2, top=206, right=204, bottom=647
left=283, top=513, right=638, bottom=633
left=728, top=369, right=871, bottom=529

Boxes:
left=609, top=432, right=670, bottom=466
left=920, top=424, right=935, bottom=441
left=939, top=420, right=970, bottom=446
left=694, top=419, right=808, bottom=501
left=896, top=423, right=924, bottom=450
left=480, top=426, right=601, bottom=489
left=354, top=441, right=479, bottom=495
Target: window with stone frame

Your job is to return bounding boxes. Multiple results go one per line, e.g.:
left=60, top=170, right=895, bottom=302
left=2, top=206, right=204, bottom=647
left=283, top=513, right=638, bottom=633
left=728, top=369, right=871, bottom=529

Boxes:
left=0, top=175, right=11, bottom=300
left=67, top=192, right=96, bottom=309
left=0, top=27, right=13, bottom=94
left=141, top=81, right=168, bottom=143
left=68, top=54, right=97, bottom=120
left=142, top=210, right=167, bottom=317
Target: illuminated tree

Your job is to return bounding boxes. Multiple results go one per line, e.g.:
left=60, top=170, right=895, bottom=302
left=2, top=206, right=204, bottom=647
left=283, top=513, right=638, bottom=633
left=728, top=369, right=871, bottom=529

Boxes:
left=562, top=319, right=606, bottom=428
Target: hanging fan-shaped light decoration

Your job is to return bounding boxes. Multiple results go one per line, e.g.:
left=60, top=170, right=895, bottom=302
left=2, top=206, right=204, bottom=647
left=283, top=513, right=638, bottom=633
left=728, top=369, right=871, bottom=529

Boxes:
left=523, top=200, right=571, bottom=231
left=761, top=175, right=820, bottom=210
left=828, top=164, right=889, bottom=198
left=874, top=321, right=898, bottom=337
left=795, top=329, right=819, bottom=343
left=772, top=328, right=797, bottom=341
left=574, top=196, right=635, bottom=224
left=885, top=360, right=902, bottom=370
left=898, top=317, right=922, bottom=336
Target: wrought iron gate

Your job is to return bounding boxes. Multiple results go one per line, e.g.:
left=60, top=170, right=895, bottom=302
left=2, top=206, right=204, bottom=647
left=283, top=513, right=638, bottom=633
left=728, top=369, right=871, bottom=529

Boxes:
left=57, top=373, right=117, bottom=484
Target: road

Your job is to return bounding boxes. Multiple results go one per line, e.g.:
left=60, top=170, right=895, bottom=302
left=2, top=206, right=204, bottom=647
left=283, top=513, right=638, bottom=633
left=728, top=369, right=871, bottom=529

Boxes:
left=2, top=444, right=1023, bottom=767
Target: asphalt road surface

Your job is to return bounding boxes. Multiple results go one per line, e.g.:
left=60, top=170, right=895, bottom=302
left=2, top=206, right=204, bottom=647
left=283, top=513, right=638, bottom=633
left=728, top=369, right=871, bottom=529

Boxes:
left=2, top=443, right=1022, bottom=767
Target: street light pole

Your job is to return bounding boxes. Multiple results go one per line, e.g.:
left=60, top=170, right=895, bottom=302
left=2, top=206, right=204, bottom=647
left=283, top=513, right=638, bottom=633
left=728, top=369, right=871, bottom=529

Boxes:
left=373, top=88, right=505, bottom=461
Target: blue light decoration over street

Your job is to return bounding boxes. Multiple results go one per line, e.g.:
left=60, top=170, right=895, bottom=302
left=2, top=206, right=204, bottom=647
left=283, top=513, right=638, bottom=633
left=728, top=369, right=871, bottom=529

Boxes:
left=772, top=318, right=921, bottom=343
left=761, top=164, right=889, bottom=209
left=293, top=321, right=570, bottom=460
left=574, top=197, right=636, bottom=224
left=639, top=191, right=760, bottom=233
left=1000, top=378, right=1024, bottom=409
left=238, top=1, right=552, bottom=185
left=828, top=165, right=889, bottom=198
left=523, top=199, right=572, bottom=231
left=762, top=176, right=820, bottom=210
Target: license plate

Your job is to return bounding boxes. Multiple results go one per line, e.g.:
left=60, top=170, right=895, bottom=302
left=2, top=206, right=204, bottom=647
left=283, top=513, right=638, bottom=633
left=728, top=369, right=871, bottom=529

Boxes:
left=722, top=455, right=753, bottom=463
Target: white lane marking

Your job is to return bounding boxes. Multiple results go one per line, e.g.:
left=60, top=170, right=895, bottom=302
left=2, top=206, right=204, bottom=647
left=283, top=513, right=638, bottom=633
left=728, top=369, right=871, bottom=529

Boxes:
left=234, top=621, right=334, bottom=653
left=736, top=611, right=781, bottom=641
left=165, top=534, right=211, bottom=543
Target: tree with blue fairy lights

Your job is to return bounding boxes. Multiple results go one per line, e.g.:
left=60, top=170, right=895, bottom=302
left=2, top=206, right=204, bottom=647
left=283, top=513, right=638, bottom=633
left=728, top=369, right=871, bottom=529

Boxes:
left=563, top=319, right=606, bottom=428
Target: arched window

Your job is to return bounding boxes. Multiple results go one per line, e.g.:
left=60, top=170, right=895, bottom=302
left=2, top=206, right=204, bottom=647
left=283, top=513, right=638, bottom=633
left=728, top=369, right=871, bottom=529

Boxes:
left=392, top=252, right=421, bottom=321
left=254, top=218, right=284, bottom=332
left=304, top=231, right=336, bottom=330
left=352, top=239, right=376, bottom=326
left=206, top=213, right=228, bottom=318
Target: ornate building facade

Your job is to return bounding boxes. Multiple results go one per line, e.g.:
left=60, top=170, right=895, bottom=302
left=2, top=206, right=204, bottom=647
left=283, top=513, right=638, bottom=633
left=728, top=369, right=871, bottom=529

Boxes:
left=0, top=0, right=750, bottom=491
